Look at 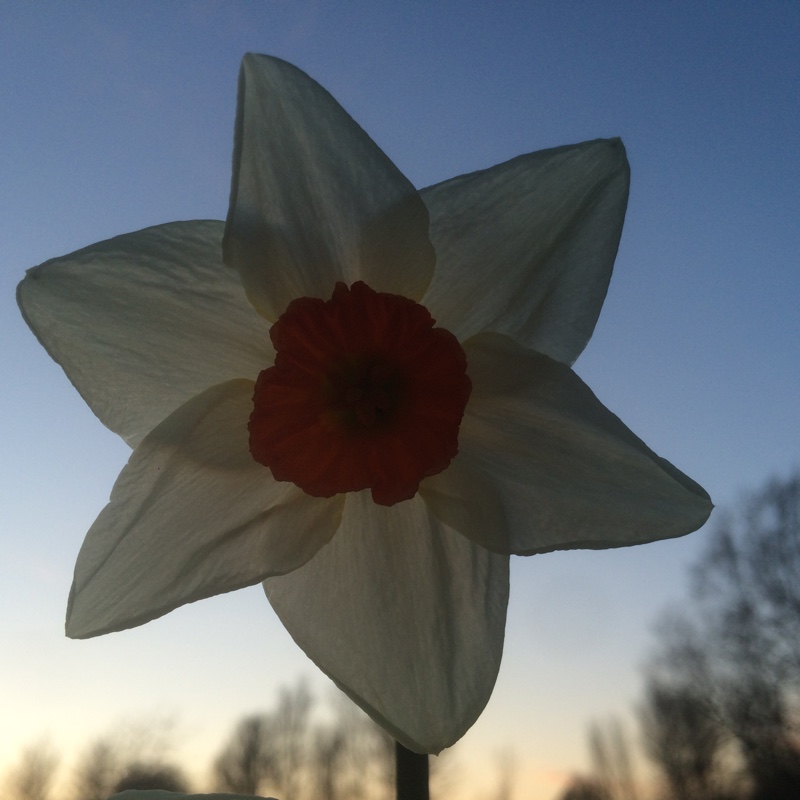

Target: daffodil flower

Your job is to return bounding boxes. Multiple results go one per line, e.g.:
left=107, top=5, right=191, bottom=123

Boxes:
left=18, top=54, right=712, bottom=754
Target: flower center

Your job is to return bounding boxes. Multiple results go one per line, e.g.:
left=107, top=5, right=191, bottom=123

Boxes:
left=327, top=357, right=401, bottom=429
left=248, top=281, right=471, bottom=506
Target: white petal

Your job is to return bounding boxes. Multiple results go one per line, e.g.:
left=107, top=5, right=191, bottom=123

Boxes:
left=421, top=139, right=629, bottom=364
left=18, top=221, right=272, bottom=447
left=422, top=334, right=712, bottom=555
left=67, top=379, right=343, bottom=639
left=264, top=491, right=509, bottom=753
left=223, top=54, right=435, bottom=317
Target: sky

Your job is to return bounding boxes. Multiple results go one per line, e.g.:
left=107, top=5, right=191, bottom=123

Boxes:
left=1, top=2, right=799, bottom=798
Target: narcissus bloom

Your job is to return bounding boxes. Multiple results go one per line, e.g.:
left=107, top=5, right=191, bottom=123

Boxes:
left=18, top=54, right=712, bottom=754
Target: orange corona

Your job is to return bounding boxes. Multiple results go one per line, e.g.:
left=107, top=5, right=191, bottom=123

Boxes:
left=249, top=281, right=472, bottom=505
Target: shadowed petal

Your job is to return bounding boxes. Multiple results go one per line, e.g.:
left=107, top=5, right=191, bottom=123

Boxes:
left=18, top=221, right=272, bottom=447
left=422, top=333, right=712, bottom=555
left=264, top=490, right=509, bottom=753
left=67, top=379, right=343, bottom=639
left=223, top=54, right=435, bottom=318
left=421, top=139, right=629, bottom=364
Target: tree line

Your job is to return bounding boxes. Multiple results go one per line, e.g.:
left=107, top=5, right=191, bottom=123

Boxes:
left=3, top=683, right=455, bottom=800
left=559, top=472, right=800, bottom=800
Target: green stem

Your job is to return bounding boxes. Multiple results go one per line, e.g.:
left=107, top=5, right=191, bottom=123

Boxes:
left=395, top=741, right=429, bottom=800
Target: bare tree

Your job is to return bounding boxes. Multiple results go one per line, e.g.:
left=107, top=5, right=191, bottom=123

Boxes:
left=70, top=739, right=120, bottom=800
left=213, top=713, right=275, bottom=795
left=5, top=740, right=59, bottom=800
left=268, top=680, right=314, bottom=798
left=312, top=725, right=349, bottom=800
left=68, top=715, right=182, bottom=800
left=213, top=680, right=313, bottom=797
left=639, top=679, right=729, bottom=799
left=643, top=472, right=800, bottom=799
left=558, top=718, right=639, bottom=800
left=588, top=719, right=639, bottom=800
left=213, top=683, right=457, bottom=800
left=309, top=691, right=396, bottom=800
left=311, top=689, right=457, bottom=800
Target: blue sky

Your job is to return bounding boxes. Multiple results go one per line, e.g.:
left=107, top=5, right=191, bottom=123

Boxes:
left=2, top=3, right=799, bottom=798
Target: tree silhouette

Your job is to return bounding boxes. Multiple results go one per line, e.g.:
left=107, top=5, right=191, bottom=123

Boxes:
left=70, top=739, right=119, bottom=800
left=5, top=740, right=59, bottom=800
left=213, top=713, right=276, bottom=795
left=67, top=716, right=181, bottom=800
left=5, top=682, right=459, bottom=800
left=213, top=680, right=313, bottom=797
left=555, top=718, right=638, bottom=800
left=643, top=472, right=800, bottom=799
left=639, top=679, right=729, bottom=799
left=211, top=682, right=455, bottom=800
left=268, top=680, right=314, bottom=798
left=310, top=693, right=392, bottom=800
left=312, top=724, right=348, bottom=800
left=587, top=719, right=638, bottom=800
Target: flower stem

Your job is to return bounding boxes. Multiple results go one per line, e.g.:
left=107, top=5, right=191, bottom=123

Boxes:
left=395, top=741, right=429, bottom=800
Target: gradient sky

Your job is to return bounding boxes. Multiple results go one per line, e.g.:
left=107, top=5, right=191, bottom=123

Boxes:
left=2, top=3, right=799, bottom=799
